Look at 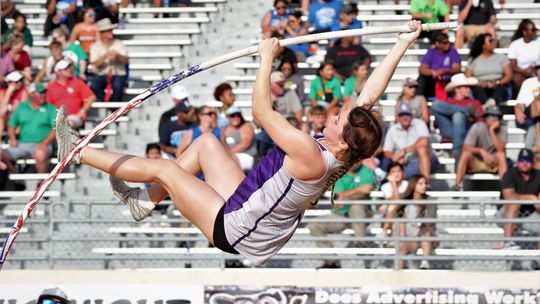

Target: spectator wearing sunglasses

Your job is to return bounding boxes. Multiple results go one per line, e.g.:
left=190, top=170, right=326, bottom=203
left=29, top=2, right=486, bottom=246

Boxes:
left=222, top=107, right=256, bottom=171
left=46, top=59, right=96, bottom=128
left=37, top=287, right=69, bottom=304
left=69, top=7, right=99, bottom=55
left=465, top=33, right=512, bottom=106
left=417, top=32, right=461, bottom=100
left=176, top=106, right=220, bottom=157
left=261, top=0, right=290, bottom=38
left=4, top=82, right=57, bottom=177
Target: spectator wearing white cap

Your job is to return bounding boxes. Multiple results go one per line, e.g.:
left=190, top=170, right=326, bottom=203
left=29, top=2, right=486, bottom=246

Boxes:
left=46, top=59, right=96, bottom=128
left=89, top=18, right=128, bottom=102
left=158, top=84, right=191, bottom=138
left=222, top=107, right=256, bottom=171
left=383, top=103, right=439, bottom=181
left=5, top=82, right=57, bottom=175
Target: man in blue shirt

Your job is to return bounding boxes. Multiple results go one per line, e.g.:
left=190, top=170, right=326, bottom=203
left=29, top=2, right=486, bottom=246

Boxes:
left=307, top=0, right=342, bottom=33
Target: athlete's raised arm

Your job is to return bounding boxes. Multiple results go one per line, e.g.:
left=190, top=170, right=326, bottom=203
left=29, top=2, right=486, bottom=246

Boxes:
left=356, top=21, right=422, bottom=109
left=252, top=38, right=325, bottom=180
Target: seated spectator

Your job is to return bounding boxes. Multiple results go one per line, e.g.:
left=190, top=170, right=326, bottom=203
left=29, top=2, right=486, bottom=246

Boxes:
left=0, top=71, right=28, bottom=139
left=329, top=3, right=362, bottom=45
left=508, top=20, right=539, bottom=98
left=261, top=0, right=290, bottom=39
left=284, top=11, right=309, bottom=61
left=417, top=32, right=461, bottom=100
left=455, top=0, right=497, bottom=49
left=525, top=116, right=540, bottom=170
left=395, top=78, right=429, bottom=126
left=515, top=60, right=540, bottom=130
left=306, top=0, right=341, bottom=33
left=270, top=71, right=303, bottom=123
left=302, top=105, right=327, bottom=136
left=271, top=32, right=298, bottom=70
left=51, top=26, right=88, bottom=79
left=342, top=62, right=368, bottom=111
left=452, top=106, right=508, bottom=190
left=378, top=162, right=408, bottom=240
left=498, top=148, right=540, bottom=253
left=324, top=36, right=371, bottom=82
left=35, top=41, right=64, bottom=83
left=176, top=106, right=220, bottom=157
left=89, top=18, right=128, bottom=102
left=69, top=7, right=99, bottom=55
left=278, top=60, right=306, bottom=106
left=97, top=0, right=126, bottom=24
left=213, top=82, right=235, bottom=128
left=383, top=103, right=439, bottom=181
left=44, top=0, right=79, bottom=37
left=308, top=60, right=342, bottom=112
left=308, top=161, right=376, bottom=269
left=159, top=102, right=193, bottom=158
left=397, top=174, right=435, bottom=270
left=1, top=11, right=33, bottom=49
left=431, top=73, right=484, bottom=158
left=45, top=59, right=96, bottom=128
left=143, top=142, right=169, bottom=213
left=4, top=82, right=56, bottom=176
left=158, top=85, right=191, bottom=139
left=410, top=0, right=449, bottom=41
left=465, top=33, right=512, bottom=105
left=1, top=33, right=31, bottom=81
left=222, top=107, right=256, bottom=171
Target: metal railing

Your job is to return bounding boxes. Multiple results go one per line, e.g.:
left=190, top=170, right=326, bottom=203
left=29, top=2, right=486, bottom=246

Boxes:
left=1, top=197, right=538, bottom=270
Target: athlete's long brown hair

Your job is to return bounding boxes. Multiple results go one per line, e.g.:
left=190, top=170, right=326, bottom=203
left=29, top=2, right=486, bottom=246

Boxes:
left=319, top=106, right=383, bottom=205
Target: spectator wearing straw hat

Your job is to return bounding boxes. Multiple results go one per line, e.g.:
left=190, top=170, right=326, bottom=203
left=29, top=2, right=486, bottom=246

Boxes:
left=497, top=148, right=540, bottom=253
left=37, top=287, right=70, bottom=304
left=46, top=58, right=96, bottom=128
left=5, top=82, right=57, bottom=175
left=515, top=60, right=540, bottom=130
left=383, top=103, right=439, bottom=181
left=452, top=105, right=507, bottom=190
left=431, top=73, right=484, bottom=158
left=89, top=18, right=128, bottom=102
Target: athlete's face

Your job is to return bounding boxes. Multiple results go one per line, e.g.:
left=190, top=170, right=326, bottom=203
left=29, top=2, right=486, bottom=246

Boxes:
left=324, top=109, right=349, bottom=145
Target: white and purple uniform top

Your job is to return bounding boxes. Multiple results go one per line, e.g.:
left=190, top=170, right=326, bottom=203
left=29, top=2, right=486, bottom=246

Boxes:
left=223, top=137, right=344, bottom=265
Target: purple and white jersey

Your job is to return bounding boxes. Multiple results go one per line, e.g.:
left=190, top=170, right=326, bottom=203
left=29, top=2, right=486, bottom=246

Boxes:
left=223, top=137, right=344, bottom=265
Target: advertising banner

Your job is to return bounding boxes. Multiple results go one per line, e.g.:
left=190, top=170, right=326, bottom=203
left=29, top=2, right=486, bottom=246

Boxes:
left=0, top=284, right=204, bottom=303
left=204, top=286, right=540, bottom=304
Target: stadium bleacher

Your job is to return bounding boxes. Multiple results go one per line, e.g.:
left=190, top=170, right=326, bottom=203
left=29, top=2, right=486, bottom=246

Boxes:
left=0, top=0, right=538, bottom=272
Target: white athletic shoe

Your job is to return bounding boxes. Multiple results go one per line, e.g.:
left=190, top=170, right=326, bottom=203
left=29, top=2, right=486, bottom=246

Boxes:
left=110, top=175, right=152, bottom=221
left=55, top=106, right=81, bottom=165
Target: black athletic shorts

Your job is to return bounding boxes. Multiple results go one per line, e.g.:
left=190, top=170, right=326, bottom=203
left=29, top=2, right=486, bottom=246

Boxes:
left=213, top=204, right=239, bottom=254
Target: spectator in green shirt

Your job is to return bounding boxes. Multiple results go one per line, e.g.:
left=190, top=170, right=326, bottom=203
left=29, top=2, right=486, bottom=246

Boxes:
left=2, top=11, right=33, bottom=47
left=308, top=161, right=376, bottom=268
left=308, top=60, right=342, bottom=113
left=410, top=0, right=450, bottom=41
left=4, top=82, right=57, bottom=174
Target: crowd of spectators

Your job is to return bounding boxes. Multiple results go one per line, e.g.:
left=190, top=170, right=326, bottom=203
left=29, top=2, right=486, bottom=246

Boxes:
left=0, top=0, right=538, bottom=269
left=0, top=0, right=132, bottom=190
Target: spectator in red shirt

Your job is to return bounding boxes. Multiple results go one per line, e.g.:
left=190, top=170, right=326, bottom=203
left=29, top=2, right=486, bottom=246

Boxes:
left=1, top=33, right=32, bottom=81
left=45, top=59, right=96, bottom=128
left=431, top=73, right=484, bottom=158
left=0, top=71, right=28, bottom=140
